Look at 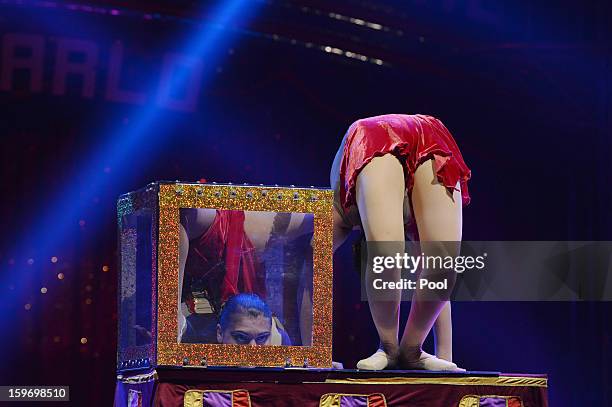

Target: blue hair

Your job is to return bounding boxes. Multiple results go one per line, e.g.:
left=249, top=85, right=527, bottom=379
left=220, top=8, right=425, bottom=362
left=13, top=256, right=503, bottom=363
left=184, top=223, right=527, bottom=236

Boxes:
left=219, top=293, right=272, bottom=330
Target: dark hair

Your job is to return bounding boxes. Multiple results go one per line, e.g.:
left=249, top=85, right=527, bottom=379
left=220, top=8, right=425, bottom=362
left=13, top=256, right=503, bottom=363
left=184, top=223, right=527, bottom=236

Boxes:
left=218, top=293, right=272, bottom=330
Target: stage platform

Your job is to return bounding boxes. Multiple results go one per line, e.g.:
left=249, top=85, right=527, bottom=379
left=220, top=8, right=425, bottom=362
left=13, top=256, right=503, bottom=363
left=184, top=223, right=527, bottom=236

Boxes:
left=114, top=367, right=548, bottom=406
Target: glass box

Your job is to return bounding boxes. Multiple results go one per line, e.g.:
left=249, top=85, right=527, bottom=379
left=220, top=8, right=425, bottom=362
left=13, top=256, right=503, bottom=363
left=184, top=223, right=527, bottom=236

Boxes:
left=116, top=182, right=333, bottom=372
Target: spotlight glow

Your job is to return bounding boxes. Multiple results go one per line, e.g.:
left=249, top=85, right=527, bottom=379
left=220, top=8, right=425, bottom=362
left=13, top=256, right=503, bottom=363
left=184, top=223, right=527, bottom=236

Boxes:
left=1, top=0, right=263, bottom=348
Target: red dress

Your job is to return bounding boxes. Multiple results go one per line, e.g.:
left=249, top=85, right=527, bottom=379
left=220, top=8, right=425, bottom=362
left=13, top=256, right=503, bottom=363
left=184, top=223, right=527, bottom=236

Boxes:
left=331, top=114, right=471, bottom=226
left=184, top=210, right=266, bottom=313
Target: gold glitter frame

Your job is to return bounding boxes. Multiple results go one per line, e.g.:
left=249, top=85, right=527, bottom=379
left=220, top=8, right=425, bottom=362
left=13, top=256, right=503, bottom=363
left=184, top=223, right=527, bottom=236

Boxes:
left=157, top=183, right=333, bottom=368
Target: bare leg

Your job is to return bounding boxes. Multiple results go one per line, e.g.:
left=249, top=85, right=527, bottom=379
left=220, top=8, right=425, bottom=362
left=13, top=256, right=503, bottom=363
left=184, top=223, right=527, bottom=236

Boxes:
left=354, top=154, right=405, bottom=370
left=177, top=208, right=216, bottom=341
left=434, top=302, right=452, bottom=361
left=178, top=223, right=189, bottom=341
left=399, top=159, right=462, bottom=370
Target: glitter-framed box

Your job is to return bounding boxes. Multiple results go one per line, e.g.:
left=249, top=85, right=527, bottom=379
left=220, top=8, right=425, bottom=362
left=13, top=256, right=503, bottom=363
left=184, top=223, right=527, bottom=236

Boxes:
left=116, top=182, right=334, bottom=371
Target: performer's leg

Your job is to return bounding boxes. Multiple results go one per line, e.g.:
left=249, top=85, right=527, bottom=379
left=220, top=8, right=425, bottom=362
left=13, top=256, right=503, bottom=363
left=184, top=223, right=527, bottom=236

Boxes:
left=434, top=302, right=452, bottom=361
left=177, top=208, right=216, bottom=341
left=399, top=159, right=461, bottom=370
left=178, top=223, right=189, bottom=341
left=354, top=154, right=405, bottom=370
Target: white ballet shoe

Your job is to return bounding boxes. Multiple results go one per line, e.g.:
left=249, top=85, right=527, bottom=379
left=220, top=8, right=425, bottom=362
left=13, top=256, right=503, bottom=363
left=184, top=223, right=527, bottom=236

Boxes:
left=356, top=349, right=397, bottom=370
left=400, top=349, right=458, bottom=371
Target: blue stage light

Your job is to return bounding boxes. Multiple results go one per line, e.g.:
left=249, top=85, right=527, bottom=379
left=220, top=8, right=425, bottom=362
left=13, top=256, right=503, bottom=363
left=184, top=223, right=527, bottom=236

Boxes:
left=0, top=0, right=262, bottom=348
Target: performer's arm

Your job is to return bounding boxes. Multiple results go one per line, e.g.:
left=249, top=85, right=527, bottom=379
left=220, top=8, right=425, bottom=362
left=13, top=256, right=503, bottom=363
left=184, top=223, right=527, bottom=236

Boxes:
left=285, top=212, right=313, bottom=239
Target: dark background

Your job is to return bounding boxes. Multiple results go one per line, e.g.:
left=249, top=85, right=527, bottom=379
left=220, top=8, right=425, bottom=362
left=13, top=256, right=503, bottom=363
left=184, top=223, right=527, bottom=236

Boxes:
left=0, top=0, right=610, bottom=405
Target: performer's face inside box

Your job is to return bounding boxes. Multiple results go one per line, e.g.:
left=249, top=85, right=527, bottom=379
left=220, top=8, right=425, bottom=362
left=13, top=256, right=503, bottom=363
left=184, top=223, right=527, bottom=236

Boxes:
left=216, top=293, right=272, bottom=345
left=179, top=208, right=314, bottom=346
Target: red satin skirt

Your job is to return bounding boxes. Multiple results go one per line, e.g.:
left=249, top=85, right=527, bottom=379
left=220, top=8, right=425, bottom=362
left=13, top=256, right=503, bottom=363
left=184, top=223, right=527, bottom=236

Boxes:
left=185, top=210, right=265, bottom=311
left=337, top=114, right=472, bottom=213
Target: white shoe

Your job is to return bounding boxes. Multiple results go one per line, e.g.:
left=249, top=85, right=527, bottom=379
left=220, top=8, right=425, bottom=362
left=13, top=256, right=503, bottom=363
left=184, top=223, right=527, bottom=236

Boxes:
left=356, top=349, right=396, bottom=370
